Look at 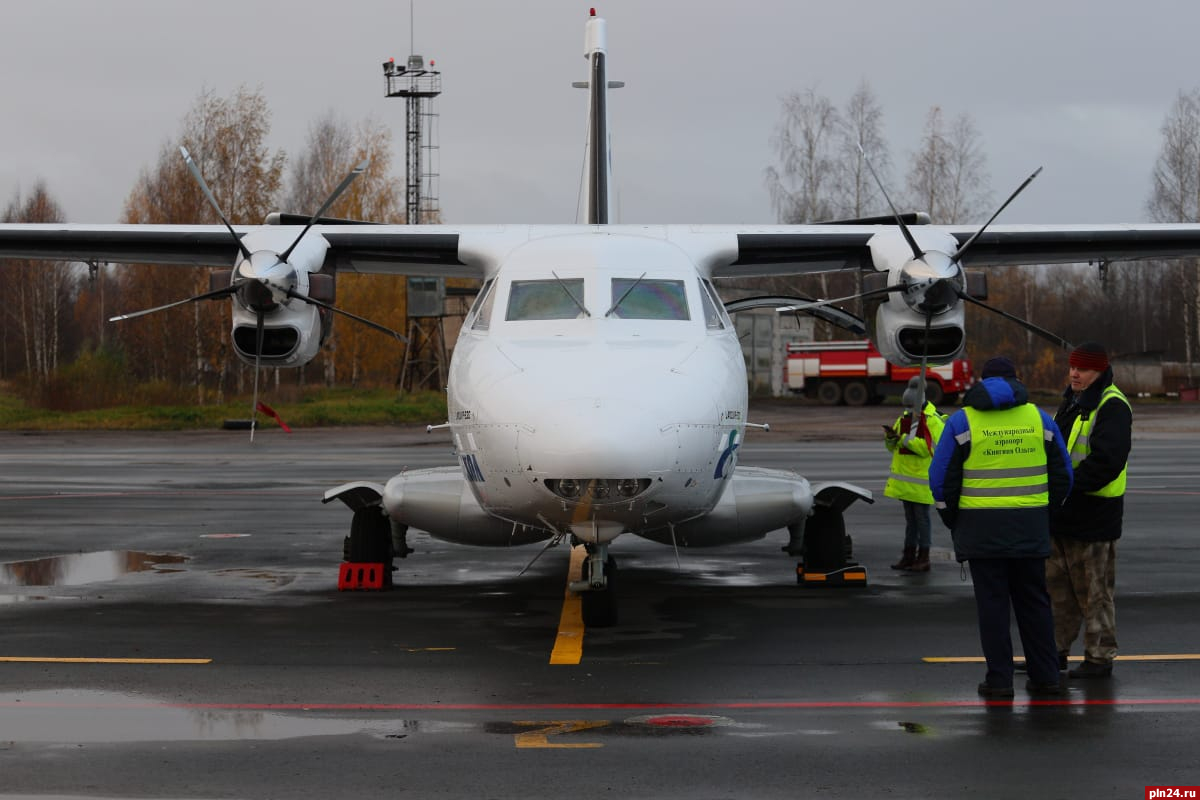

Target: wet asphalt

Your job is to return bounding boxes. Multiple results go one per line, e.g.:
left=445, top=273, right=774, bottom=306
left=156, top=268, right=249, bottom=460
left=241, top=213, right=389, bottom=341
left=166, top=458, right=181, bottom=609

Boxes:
left=1, top=404, right=1198, bottom=799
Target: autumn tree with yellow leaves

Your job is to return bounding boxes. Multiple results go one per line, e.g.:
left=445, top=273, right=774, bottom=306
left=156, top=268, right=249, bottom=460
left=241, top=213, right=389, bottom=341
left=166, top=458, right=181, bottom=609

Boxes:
left=117, top=86, right=285, bottom=403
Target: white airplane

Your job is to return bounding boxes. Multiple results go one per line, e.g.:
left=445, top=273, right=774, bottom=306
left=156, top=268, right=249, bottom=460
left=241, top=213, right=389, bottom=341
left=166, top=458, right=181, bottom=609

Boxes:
left=3, top=10, right=1200, bottom=626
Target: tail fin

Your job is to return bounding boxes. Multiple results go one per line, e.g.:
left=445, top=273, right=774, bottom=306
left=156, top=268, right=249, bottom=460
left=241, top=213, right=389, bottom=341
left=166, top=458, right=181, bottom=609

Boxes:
left=575, top=10, right=623, bottom=224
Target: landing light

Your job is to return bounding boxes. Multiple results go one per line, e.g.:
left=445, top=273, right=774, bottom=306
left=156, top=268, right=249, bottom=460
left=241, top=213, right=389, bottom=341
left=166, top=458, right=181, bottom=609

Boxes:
left=547, top=478, right=651, bottom=501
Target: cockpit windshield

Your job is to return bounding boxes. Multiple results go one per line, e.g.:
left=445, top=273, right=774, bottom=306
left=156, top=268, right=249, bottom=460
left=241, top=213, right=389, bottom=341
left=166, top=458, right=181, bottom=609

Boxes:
left=506, top=278, right=588, bottom=321
left=607, top=278, right=689, bottom=320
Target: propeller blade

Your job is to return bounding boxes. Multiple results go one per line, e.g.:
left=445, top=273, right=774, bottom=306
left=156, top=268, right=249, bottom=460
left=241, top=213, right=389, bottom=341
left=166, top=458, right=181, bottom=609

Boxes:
left=956, top=289, right=1073, bottom=350
left=778, top=284, right=903, bottom=314
left=180, top=146, right=253, bottom=260
left=109, top=284, right=238, bottom=322
left=279, top=159, right=370, bottom=262
left=858, top=143, right=923, bottom=260
left=250, top=310, right=264, bottom=444
left=284, top=288, right=407, bottom=341
left=901, top=313, right=933, bottom=445
left=952, top=167, right=1043, bottom=263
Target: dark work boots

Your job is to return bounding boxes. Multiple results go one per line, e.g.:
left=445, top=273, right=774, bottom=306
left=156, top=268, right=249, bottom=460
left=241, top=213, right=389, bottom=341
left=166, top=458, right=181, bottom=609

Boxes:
left=891, top=547, right=916, bottom=570
left=1068, top=660, right=1113, bottom=679
left=907, top=547, right=931, bottom=572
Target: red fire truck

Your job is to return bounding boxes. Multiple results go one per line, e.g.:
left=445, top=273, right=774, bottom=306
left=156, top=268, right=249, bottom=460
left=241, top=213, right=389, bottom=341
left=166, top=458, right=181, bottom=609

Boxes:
left=785, top=340, right=974, bottom=406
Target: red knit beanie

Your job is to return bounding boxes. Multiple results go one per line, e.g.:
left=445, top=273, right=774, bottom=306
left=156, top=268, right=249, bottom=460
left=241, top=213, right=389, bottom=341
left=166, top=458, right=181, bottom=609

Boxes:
left=1069, top=341, right=1108, bottom=371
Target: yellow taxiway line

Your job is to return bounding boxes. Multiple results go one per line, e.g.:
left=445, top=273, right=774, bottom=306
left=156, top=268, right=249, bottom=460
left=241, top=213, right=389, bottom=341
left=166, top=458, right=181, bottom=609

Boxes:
left=549, top=546, right=587, bottom=665
left=924, top=654, right=1200, bottom=664
left=0, top=657, right=211, bottom=664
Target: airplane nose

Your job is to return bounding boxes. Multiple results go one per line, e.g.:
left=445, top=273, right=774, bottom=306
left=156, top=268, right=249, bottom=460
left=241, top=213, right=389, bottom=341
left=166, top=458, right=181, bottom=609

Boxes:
left=520, top=397, right=677, bottom=476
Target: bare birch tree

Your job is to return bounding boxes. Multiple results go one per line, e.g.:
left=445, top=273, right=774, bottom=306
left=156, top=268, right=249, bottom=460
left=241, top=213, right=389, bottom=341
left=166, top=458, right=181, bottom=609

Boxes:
left=765, top=89, right=841, bottom=225
left=2, top=183, right=76, bottom=385
left=834, top=81, right=890, bottom=220
left=832, top=82, right=890, bottom=318
left=905, top=106, right=990, bottom=224
left=1148, top=88, right=1200, bottom=374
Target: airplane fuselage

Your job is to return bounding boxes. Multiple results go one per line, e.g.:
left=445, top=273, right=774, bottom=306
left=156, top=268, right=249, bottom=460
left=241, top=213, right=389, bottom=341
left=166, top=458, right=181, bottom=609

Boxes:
left=445, top=232, right=747, bottom=544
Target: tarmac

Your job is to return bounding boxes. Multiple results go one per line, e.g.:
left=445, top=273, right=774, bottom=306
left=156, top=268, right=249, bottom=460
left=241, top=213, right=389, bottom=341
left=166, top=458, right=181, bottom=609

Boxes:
left=0, top=400, right=1198, bottom=799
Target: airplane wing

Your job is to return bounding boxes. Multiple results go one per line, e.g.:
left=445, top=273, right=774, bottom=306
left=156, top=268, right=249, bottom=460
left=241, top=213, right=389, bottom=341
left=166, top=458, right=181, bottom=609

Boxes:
left=0, top=223, right=475, bottom=276
left=946, top=224, right=1200, bottom=267
left=5, top=222, right=1200, bottom=279
left=708, top=223, right=1200, bottom=278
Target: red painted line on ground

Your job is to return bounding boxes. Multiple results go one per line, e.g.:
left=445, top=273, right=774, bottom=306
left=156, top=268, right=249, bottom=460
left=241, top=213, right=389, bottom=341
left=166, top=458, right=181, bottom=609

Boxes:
left=3, top=698, right=1200, bottom=711
left=0, top=490, right=309, bottom=501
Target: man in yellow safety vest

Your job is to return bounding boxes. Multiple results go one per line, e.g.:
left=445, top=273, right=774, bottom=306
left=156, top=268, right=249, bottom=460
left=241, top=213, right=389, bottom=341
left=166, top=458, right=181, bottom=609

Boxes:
left=930, top=356, right=1074, bottom=699
left=1048, top=342, right=1132, bottom=680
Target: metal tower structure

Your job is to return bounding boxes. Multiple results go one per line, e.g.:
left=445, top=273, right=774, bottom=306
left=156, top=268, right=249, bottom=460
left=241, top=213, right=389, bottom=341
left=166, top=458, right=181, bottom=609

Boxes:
left=383, top=33, right=447, bottom=391
left=382, top=55, right=441, bottom=224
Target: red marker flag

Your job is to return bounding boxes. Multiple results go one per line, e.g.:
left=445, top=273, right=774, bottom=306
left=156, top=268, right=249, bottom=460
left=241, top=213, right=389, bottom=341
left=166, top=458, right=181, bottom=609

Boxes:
left=255, top=401, right=292, bottom=433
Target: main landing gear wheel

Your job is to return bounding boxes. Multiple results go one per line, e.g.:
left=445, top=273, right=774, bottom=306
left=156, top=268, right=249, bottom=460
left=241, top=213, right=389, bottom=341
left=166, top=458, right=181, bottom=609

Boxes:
left=343, top=507, right=394, bottom=587
left=580, top=555, right=619, bottom=628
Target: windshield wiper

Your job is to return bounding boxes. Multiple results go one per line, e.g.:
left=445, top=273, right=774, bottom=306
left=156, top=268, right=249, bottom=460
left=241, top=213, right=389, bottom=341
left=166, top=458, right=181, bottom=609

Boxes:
left=605, top=272, right=647, bottom=318
left=551, top=271, right=590, bottom=318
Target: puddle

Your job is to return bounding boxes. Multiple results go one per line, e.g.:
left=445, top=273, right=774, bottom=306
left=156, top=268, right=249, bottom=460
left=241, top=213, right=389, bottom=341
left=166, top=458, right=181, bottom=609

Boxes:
left=0, top=551, right=188, bottom=587
left=0, top=691, right=402, bottom=742
left=0, top=692, right=760, bottom=744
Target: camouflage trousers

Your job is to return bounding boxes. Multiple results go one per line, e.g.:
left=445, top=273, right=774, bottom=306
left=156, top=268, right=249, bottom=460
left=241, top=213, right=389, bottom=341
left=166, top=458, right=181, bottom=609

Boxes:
left=1046, top=537, right=1118, bottom=663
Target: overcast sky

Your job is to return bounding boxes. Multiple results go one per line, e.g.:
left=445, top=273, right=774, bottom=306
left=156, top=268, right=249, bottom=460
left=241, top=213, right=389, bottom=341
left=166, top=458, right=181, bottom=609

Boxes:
left=2, top=0, right=1196, bottom=227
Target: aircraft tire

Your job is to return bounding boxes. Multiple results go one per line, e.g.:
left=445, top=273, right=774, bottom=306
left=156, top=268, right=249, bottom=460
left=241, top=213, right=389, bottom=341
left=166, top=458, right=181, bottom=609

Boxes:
left=581, top=557, right=619, bottom=627
left=347, top=508, right=393, bottom=564
left=802, top=507, right=847, bottom=573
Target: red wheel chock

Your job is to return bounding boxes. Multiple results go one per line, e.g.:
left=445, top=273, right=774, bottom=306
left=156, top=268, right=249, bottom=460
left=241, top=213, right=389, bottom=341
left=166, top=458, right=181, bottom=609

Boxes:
left=338, top=562, right=386, bottom=591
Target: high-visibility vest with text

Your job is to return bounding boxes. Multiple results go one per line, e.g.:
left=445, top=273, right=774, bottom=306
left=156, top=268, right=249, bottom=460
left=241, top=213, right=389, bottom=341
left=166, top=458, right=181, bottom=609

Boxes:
left=959, top=404, right=1049, bottom=509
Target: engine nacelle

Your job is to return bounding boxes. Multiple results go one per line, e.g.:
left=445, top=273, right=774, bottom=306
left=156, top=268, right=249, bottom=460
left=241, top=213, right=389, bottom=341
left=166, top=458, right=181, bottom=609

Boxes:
left=861, top=262, right=966, bottom=367
left=380, top=466, right=553, bottom=546
left=229, top=303, right=324, bottom=368
left=869, top=293, right=966, bottom=366
left=637, top=466, right=814, bottom=547
left=209, top=270, right=335, bottom=368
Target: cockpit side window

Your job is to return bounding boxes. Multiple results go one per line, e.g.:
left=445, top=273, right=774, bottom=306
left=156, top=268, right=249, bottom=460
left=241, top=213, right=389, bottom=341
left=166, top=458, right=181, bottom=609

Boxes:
left=608, top=278, right=689, bottom=320
left=506, top=278, right=588, bottom=321
left=468, top=278, right=497, bottom=331
left=698, top=278, right=727, bottom=330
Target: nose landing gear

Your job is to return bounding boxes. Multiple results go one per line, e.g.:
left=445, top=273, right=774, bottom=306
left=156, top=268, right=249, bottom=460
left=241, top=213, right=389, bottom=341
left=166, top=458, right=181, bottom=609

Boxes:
left=569, top=543, right=619, bottom=627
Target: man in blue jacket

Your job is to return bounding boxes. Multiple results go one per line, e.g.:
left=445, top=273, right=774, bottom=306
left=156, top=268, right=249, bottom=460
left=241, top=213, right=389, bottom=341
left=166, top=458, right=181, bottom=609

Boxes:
left=929, top=356, right=1073, bottom=699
